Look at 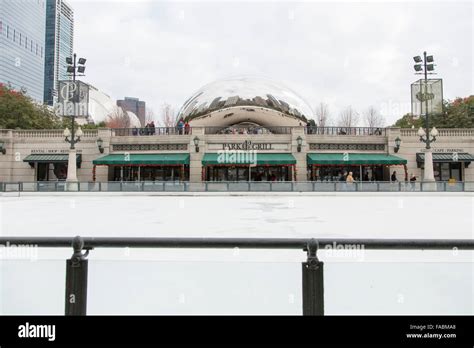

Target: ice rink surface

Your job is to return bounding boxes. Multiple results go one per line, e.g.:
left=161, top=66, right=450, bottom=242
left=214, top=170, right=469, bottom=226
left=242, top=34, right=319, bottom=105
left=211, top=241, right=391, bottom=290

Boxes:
left=0, top=193, right=473, bottom=315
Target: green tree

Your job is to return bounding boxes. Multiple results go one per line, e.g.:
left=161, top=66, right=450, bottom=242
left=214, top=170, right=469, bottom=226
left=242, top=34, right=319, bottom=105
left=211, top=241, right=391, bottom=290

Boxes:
left=434, top=96, right=474, bottom=128
left=81, top=121, right=106, bottom=129
left=393, top=96, right=474, bottom=128
left=393, top=113, right=424, bottom=128
left=0, top=83, right=63, bottom=129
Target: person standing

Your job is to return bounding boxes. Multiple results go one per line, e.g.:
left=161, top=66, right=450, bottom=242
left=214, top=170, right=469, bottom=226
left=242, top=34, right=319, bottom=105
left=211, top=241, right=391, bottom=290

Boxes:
left=184, top=121, right=190, bottom=135
left=410, top=173, right=416, bottom=191
left=391, top=171, right=397, bottom=182
left=346, top=171, right=354, bottom=183
left=177, top=118, right=185, bottom=135
left=150, top=121, right=156, bottom=135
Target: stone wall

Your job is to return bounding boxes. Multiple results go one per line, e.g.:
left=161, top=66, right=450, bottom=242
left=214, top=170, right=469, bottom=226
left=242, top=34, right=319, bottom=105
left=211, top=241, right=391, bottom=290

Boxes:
left=1, top=127, right=473, bottom=182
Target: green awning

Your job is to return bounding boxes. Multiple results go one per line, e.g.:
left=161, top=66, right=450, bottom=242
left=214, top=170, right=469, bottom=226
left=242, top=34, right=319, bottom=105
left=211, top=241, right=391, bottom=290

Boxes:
left=93, top=153, right=190, bottom=165
left=416, top=152, right=474, bottom=163
left=202, top=153, right=296, bottom=165
left=307, top=153, right=407, bottom=165
left=23, top=154, right=81, bottom=164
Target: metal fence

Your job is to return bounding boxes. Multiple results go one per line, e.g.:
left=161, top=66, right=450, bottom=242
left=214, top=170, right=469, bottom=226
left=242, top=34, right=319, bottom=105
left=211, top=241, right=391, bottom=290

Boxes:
left=1, top=181, right=473, bottom=193
left=0, top=236, right=472, bottom=316
left=305, top=127, right=386, bottom=136
left=204, top=126, right=293, bottom=135
left=113, top=127, right=192, bottom=136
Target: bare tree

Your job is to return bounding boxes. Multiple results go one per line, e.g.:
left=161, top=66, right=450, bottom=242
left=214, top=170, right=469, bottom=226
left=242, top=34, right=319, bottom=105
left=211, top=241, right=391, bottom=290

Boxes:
left=337, top=106, right=360, bottom=128
left=364, top=106, right=385, bottom=128
left=145, top=108, right=155, bottom=125
left=158, top=103, right=177, bottom=127
left=315, top=102, right=331, bottom=127
left=106, top=106, right=130, bottom=128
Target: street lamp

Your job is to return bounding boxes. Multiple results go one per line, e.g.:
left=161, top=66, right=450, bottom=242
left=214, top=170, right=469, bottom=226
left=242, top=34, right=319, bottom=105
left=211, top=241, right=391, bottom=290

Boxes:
left=96, top=138, right=104, bottom=153
left=193, top=136, right=200, bottom=152
left=0, top=140, right=6, bottom=155
left=394, top=137, right=401, bottom=153
left=64, top=54, right=86, bottom=190
left=296, top=136, right=303, bottom=152
left=413, top=51, right=438, bottom=182
left=64, top=126, right=83, bottom=144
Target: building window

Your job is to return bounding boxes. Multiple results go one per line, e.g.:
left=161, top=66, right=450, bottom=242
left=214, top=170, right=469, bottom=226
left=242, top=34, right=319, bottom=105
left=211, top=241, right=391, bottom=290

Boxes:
left=6, top=25, right=9, bottom=38
left=13, top=29, right=15, bottom=42
left=25, top=37, right=28, bottom=48
left=19, top=33, right=22, bottom=45
left=0, top=21, right=2, bottom=35
left=36, top=43, right=38, bottom=55
left=41, top=46, right=43, bottom=58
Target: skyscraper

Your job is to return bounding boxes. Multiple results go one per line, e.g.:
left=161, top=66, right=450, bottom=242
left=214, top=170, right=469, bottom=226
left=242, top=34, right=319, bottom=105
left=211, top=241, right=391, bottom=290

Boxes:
left=0, top=0, right=46, bottom=101
left=44, top=0, right=74, bottom=106
left=117, top=97, right=146, bottom=126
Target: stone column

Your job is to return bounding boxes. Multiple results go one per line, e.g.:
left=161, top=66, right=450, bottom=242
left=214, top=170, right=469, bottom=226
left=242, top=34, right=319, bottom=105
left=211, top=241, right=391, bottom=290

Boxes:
left=387, top=127, right=407, bottom=181
left=66, top=148, right=79, bottom=191
left=0, top=130, right=14, bottom=182
left=189, top=127, right=205, bottom=182
left=291, top=126, right=307, bottom=181
left=94, top=129, right=112, bottom=182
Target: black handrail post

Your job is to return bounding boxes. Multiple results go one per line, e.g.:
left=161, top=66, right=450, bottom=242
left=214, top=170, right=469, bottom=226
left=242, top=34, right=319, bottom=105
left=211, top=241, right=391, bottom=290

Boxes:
left=65, top=236, right=89, bottom=316
left=302, top=238, right=324, bottom=316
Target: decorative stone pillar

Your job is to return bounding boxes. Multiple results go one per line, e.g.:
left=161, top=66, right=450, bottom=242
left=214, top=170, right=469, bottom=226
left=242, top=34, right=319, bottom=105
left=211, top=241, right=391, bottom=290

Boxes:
left=189, top=127, right=205, bottom=182
left=292, top=126, right=307, bottom=181
left=93, top=129, right=112, bottom=182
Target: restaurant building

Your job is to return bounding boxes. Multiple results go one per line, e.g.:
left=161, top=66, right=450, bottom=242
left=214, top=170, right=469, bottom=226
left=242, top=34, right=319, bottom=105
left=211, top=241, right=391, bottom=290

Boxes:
left=1, top=77, right=473, bottom=184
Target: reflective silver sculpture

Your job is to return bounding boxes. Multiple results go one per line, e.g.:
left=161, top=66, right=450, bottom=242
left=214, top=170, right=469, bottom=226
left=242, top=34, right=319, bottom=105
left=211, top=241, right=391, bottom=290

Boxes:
left=177, top=76, right=313, bottom=128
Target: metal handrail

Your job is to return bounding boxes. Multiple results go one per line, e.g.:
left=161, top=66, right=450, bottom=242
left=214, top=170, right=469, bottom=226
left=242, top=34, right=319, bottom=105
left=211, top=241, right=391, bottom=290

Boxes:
left=1, top=181, right=473, bottom=192
left=1, top=236, right=472, bottom=316
left=1, top=237, right=473, bottom=250
left=305, top=126, right=386, bottom=136
left=204, top=126, right=292, bottom=135
left=113, top=127, right=192, bottom=136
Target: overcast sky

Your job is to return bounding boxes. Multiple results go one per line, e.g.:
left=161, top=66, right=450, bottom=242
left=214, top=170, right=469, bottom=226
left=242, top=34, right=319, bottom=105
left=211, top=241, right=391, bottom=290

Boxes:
left=69, top=0, right=473, bottom=125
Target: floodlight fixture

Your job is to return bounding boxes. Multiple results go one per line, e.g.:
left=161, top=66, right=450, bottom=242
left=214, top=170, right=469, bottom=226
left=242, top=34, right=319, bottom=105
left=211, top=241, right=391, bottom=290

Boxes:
left=413, top=56, right=422, bottom=63
left=78, top=58, right=87, bottom=65
left=414, top=64, right=422, bottom=72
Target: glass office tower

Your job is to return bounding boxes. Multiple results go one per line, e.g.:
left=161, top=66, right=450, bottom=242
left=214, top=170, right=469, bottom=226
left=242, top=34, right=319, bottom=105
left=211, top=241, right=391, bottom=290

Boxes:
left=0, top=0, right=46, bottom=101
left=44, top=0, right=74, bottom=105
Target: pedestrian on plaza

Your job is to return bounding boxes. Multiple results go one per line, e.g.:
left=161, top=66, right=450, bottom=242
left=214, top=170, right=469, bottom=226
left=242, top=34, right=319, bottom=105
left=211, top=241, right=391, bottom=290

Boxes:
left=177, top=118, right=185, bottom=135
left=410, top=173, right=416, bottom=191
left=150, top=121, right=156, bottom=135
left=184, top=121, right=190, bottom=135
left=391, top=171, right=397, bottom=182
left=346, top=171, right=354, bottom=183
left=363, top=172, right=369, bottom=181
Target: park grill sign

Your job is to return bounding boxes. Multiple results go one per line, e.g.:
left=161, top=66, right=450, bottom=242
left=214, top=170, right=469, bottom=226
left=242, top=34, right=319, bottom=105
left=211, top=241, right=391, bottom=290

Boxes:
left=222, top=140, right=273, bottom=151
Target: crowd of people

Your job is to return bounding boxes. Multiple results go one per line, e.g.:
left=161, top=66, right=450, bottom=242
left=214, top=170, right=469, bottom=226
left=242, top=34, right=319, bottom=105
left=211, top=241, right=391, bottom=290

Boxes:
left=129, top=118, right=191, bottom=136
left=217, top=126, right=273, bottom=135
left=305, top=124, right=384, bottom=136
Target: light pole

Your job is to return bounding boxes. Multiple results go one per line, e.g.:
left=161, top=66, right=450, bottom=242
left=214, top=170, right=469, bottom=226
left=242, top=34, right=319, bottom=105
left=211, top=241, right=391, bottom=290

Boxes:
left=64, top=54, right=86, bottom=190
left=413, top=52, right=437, bottom=182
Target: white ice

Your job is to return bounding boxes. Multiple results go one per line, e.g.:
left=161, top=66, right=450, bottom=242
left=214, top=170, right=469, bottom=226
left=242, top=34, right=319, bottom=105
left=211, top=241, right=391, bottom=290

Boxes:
left=0, top=193, right=473, bottom=315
